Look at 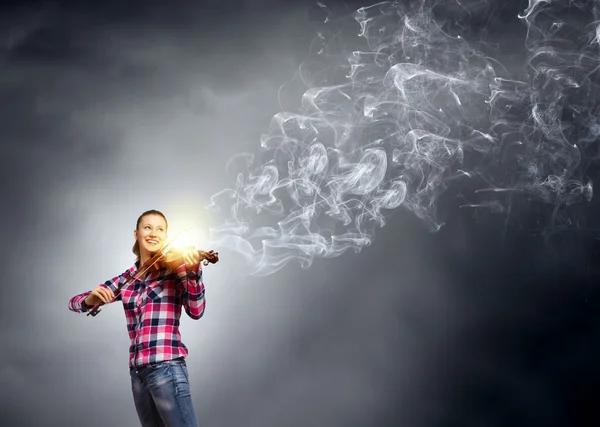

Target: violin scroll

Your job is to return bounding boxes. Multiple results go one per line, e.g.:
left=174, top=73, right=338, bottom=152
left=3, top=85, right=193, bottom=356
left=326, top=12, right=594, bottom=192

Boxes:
left=199, top=250, right=219, bottom=266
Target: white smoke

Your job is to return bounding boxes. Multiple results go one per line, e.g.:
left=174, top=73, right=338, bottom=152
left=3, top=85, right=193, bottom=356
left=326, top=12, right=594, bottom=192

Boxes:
left=204, top=0, right=599, bottom=276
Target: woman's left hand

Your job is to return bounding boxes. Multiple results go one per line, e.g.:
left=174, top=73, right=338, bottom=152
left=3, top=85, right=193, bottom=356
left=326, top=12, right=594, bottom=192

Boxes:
left=182, top=247, right=201, bottom=268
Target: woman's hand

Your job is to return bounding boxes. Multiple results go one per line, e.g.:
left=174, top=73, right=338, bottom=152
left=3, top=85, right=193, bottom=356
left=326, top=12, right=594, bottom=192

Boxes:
left=84, top=285, right=115, bottom=306
left=182, top=247, right=201, bottom=268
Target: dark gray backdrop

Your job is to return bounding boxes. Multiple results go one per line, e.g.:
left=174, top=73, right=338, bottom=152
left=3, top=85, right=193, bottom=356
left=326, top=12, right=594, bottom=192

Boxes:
left=2, top=0, right=600, bottom=426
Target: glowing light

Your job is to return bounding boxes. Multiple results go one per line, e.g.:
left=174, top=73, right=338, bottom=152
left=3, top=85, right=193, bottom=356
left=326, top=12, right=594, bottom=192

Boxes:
left=169, top=228, right=194, bottom=251
left=166, top=221, right=207, bottom=252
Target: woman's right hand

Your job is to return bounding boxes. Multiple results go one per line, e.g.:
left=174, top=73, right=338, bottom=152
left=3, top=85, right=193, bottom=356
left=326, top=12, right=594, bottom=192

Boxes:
left=85, top=286, right=115, bottom=306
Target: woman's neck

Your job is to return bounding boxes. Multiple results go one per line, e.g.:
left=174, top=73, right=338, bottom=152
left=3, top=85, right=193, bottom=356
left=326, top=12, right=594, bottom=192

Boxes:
left=139, top=251, right=151, bottom=267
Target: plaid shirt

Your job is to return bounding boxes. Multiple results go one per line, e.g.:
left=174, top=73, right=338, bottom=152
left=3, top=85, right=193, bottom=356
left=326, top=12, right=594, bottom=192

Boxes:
left=68, top=260, right=206, bottom=369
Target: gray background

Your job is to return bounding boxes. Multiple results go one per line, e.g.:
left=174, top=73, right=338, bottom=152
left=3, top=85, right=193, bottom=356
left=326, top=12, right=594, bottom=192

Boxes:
left=2, top=0, right=600, bottom=426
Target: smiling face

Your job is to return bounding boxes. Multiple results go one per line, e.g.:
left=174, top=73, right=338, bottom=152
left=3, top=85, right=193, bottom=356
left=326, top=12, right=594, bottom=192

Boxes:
left=134, top=213, right=168, bottom=261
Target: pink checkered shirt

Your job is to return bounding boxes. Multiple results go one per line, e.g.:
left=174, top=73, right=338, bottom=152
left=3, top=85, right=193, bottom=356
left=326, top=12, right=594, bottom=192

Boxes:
left=68, top=260, right=206, bottom=369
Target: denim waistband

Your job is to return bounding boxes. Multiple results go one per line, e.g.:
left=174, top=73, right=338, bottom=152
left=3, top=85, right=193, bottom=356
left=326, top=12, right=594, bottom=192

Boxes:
left=131, top=356, right=185, bottom=371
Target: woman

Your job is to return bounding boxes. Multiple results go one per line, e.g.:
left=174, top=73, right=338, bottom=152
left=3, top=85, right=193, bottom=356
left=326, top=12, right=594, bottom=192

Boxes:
left=68, top=209, right=205, bottom=427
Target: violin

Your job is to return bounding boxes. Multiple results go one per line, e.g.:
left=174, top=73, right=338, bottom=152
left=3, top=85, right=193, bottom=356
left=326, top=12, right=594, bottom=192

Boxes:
left=86, top=245, right=219, bottom=317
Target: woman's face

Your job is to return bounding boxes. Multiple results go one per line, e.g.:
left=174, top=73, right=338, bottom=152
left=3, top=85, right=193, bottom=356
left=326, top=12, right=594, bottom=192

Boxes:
left=134, top=214, right=167, bottom=255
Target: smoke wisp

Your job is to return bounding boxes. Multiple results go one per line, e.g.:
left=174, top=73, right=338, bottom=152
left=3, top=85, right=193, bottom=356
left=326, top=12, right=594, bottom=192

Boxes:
left=205, top=0, right=600, bottom=276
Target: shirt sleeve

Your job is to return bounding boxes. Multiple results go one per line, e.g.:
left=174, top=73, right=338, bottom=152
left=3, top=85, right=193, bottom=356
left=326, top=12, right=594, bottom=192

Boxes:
left=68, top=271, right=127, bottom=314
left=175, top=263, right=206, bottom=320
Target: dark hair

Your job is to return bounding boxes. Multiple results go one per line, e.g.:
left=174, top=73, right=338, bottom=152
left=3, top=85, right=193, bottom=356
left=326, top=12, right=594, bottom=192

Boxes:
left=132, top=209, right=168, bottom=258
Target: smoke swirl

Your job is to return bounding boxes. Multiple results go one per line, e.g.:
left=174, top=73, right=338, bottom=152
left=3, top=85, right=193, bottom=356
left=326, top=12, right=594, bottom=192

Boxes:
left=205, top=0, right=600, bottom=276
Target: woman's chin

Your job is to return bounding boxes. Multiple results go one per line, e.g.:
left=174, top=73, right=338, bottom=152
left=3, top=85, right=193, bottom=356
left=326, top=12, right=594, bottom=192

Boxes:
left=143, top=245, right=162, bottom=254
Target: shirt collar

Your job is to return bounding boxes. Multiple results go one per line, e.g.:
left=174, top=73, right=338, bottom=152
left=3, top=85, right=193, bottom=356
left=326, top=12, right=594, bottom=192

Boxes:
left=132, top=258, right=160, bottom=273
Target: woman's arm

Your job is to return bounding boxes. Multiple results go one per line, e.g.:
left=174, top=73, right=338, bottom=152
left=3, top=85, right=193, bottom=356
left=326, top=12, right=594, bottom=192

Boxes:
left=175, top=263, right=206, bottom=320
left=68, top=271, right=127, bottom=314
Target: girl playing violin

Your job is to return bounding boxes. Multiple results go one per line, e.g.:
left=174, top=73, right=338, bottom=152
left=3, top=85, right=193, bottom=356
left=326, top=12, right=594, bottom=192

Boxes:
left=68, top=209, right=206, bottom=427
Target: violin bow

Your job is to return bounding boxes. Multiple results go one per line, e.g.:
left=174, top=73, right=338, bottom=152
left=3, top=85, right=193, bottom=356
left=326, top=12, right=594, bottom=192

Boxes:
left=86, top=228, right=192, bottom=317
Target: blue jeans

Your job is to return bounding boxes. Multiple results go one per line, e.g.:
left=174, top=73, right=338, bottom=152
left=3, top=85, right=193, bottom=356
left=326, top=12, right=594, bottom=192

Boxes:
left=129, top=358, right=199, bottom=427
